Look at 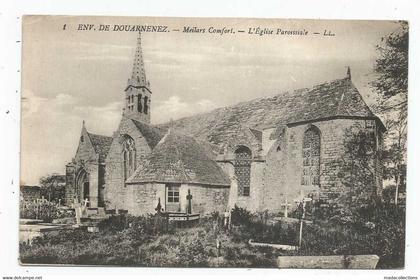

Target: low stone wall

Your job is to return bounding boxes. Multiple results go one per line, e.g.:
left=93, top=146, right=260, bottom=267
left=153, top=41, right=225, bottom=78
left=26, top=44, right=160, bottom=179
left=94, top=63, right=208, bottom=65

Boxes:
left=19, top=224, right=71, bottom=244
left=277, top=255, right=379, bottom=269
left=248, top=239, right=298, bottom=251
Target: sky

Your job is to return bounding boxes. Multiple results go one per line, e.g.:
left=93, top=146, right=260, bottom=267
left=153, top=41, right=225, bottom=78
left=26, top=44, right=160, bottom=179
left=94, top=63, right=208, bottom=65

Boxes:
left=21, top=16, right=400, bottom=185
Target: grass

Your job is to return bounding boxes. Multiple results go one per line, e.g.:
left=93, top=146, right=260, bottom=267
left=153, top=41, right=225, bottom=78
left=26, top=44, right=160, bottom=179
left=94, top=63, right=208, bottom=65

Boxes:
left=20, top=203, right=405, bottom=268
left=20, top=218, right=278, bottom=267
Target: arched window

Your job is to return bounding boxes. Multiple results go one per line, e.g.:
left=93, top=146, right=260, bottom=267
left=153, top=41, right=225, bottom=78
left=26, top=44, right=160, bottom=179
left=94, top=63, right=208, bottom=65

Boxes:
left=302, top=126, right=321, bottom=188
left=234, top=145, right=252, bottom=196
left=122, top=135, right=136, bottom=181
left=137, top=94, right=143, bottom=113
left=144, top=96, right=149, bottom=114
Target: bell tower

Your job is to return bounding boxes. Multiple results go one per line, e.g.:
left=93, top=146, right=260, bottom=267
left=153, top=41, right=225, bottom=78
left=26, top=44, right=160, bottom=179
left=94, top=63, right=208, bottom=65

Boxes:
left=123, top=32, right=151, bottom=124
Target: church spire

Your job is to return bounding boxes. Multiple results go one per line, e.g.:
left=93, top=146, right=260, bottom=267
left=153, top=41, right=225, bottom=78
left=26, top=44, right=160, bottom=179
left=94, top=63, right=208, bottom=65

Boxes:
left=123, top=32, right=152, bottom=124
left=128, top=32, right=149, bottom=89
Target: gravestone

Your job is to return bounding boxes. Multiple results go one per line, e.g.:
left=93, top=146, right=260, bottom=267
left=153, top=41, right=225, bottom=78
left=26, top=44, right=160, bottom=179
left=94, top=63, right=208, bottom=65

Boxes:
left=186, top=189, right=193, bottom=214
left=294, top=190, right=312, bottom=247
left=75, top=204, right=82, bottom=226
left=223, top=211, right=230, bottom=229
left=281, top=197, right=291, bottom=218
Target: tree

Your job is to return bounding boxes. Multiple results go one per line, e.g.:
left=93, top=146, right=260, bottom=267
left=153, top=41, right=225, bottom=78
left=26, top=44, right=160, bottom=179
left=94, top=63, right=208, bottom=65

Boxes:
left=371, top=21, right=408, bottom=205
left=338, top=129, right=381, bottom=210
left=371, top=21, right=408, bottom=111
left=39, top=173, right=66, bottom=203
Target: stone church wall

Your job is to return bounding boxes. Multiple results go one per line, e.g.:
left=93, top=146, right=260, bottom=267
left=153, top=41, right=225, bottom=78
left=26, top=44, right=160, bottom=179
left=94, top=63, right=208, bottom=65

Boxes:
left=65, top=127, right=100, bottom=206
left=262, top=135, right=288, bottom=213
left=64, top=164, right=76, bottom=205
left=181, top=184, right=230, bottom=215
left=65, top=161, right=100, bottom=207
left=219, top=160, right=264, bottom=212
left=104, top=117, right=153, bottom=210
left=126, top=183, right=166, bottom=215
left=285, top=118, right=381, bottom=207
left=258, top=118, right=382, bottom=213
left=125, top=183, right=230, bottom=216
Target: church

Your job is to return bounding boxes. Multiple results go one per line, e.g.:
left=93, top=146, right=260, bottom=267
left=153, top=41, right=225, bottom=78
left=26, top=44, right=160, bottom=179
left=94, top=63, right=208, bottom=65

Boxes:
left=64, top=32, right=384, bottom=216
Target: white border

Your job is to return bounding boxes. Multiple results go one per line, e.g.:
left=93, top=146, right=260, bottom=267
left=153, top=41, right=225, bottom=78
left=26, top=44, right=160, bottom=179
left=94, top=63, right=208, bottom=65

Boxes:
left=1, top=0, right=419, bottom=279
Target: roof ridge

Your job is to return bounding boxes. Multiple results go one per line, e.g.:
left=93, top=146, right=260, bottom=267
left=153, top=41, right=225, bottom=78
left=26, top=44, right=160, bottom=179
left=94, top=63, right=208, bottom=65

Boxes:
left=158, top=77, right=350, bottom=127
left=85, top=131, right=98, bottom=153
left=130, top=118, right=164, bottom=149
left=336, top=79, right=375, bottom=117
left=127, top=129, right=230, bottom=186
left=87, top=131, right=112, bottom=140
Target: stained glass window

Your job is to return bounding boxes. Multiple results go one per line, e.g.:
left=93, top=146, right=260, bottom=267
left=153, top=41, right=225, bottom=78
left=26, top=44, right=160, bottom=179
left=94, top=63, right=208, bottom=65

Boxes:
left=302, top=127, right=321, bottom=188
left=122, top=135, right=136, bottom=181
left=234, top=146, right=252, bottom=196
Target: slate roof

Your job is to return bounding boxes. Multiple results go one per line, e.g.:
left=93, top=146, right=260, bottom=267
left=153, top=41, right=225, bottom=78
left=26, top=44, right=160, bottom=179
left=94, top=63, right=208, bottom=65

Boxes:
left=158, top=77, right=381, bottom=146
left=131, top=119, right=164, bottom=149
left=87, top=132, right=113, bottom=160
left=126, top=129, right=230, bottom=186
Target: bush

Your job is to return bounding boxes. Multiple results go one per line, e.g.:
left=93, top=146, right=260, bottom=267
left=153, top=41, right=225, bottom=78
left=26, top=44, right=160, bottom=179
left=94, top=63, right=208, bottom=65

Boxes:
left=20, top=201, right=59, bottom=222
left=20, top=203, right=405, bottom=268
left=231, top=205, right=253, bottom=227
left=98, top=214, right=129, bottom=232
left=291, top=201, right=406, bottom=268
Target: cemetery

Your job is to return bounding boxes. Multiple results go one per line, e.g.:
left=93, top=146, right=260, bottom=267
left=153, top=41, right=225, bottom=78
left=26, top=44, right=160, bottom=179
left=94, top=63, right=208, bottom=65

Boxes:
left=19, top=192, right=405, bottom=269
left=17, top=19, right=408, bottom=270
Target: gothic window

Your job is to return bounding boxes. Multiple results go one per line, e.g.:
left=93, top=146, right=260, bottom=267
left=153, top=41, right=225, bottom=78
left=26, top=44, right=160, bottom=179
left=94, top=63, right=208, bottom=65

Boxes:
left=167, top=184, right=180, bottom=203
left=122, top=135, right=136, bottom=181
left=234, top=145, right=252, bottom=196
left=301, top=126, right=321, bottom=188
left=137, top=94, right=143, bottom=113
left=123, top=150, right=128, bottom=180
left=144, top=96, right=149, bottom=114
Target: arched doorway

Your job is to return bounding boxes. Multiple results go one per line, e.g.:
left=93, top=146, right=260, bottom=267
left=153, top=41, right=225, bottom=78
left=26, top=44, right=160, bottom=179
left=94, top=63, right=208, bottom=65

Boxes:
left=76, top=169, right=89, bottom=203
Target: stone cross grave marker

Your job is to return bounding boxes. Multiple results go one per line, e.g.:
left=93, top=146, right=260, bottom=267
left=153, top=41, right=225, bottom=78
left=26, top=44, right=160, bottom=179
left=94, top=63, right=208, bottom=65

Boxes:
left=186, top=189, right=193, bottom=214
left=75, top=204, right=82, bottom=226
left=294, top=190, right=312, bottom=247
left=223, top=211, right=230, bottom=229
left=84, top=198, right=89, bottom=207
left=281, top=197, right=291, bottom=218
